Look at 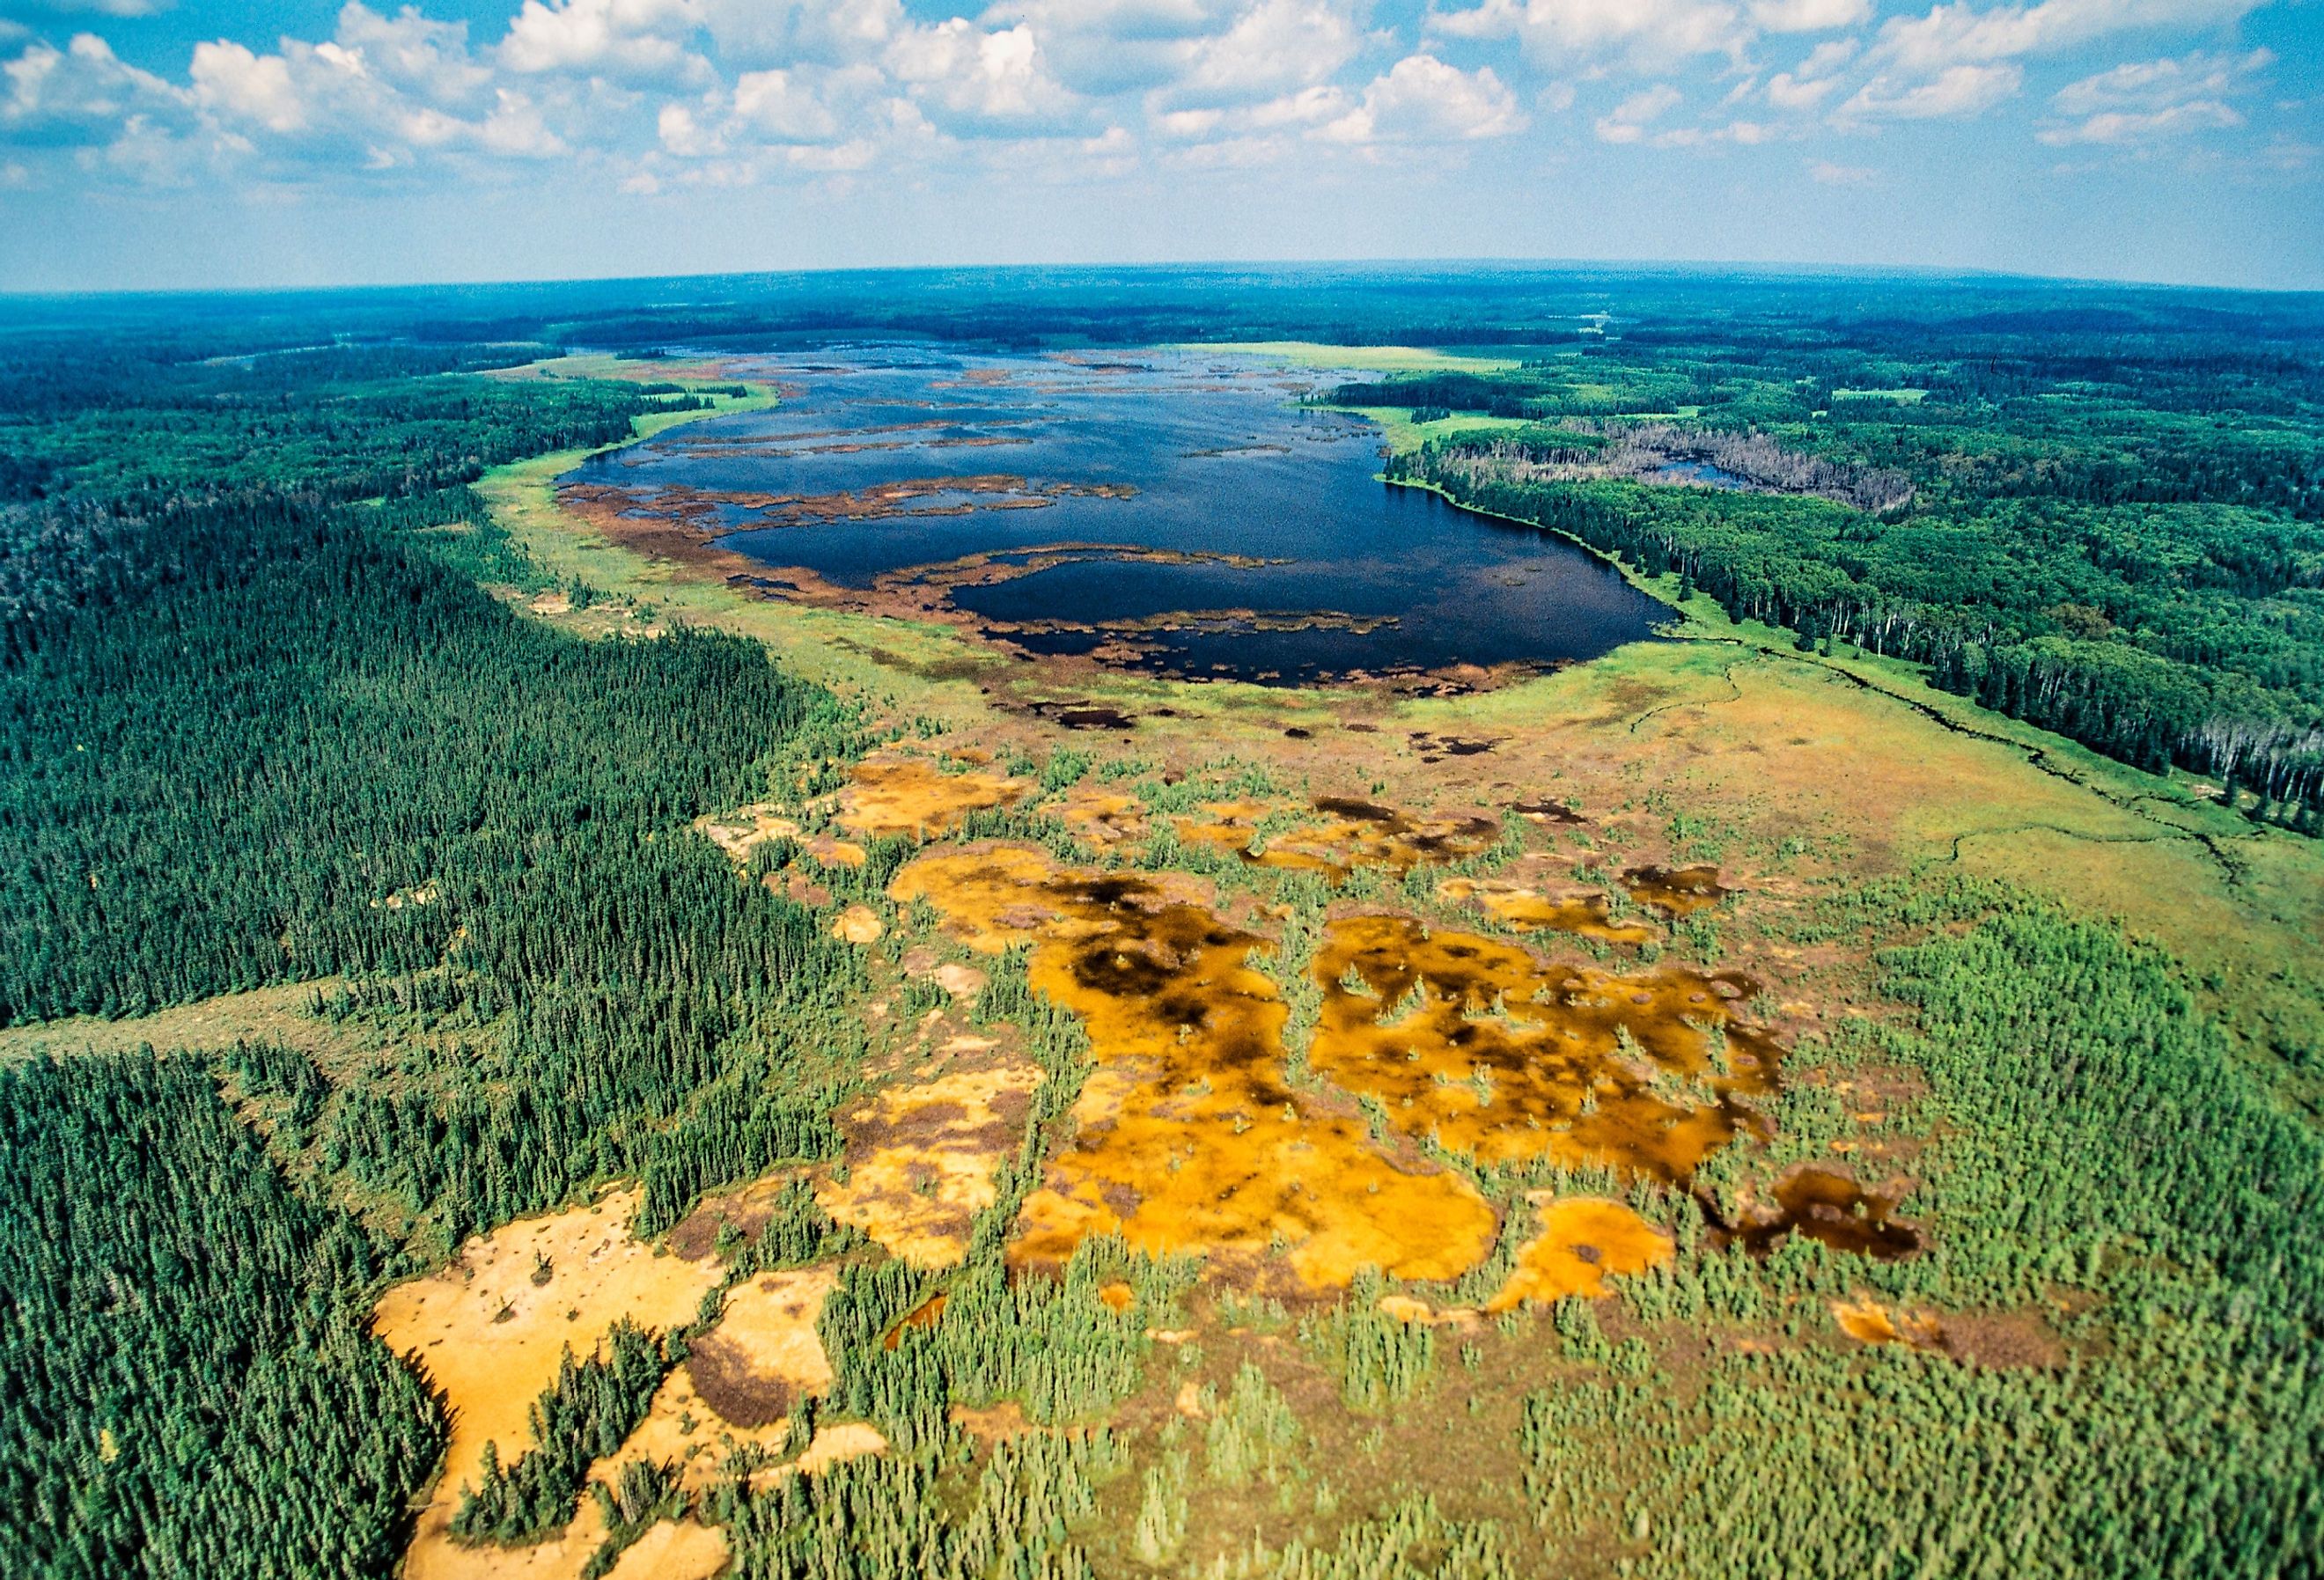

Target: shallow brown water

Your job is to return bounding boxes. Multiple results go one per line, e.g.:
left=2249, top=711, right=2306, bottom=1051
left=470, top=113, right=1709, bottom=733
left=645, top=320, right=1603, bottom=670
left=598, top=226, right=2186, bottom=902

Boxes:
left=1717, top=1163, right=1923, bottom=1260
left=1622, top=864, right=1732, bottom=917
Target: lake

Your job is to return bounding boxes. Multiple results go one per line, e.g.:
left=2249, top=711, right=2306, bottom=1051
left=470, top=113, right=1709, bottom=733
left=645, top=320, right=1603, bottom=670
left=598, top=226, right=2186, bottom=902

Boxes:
left=565, top=344, right=1670, bottom=684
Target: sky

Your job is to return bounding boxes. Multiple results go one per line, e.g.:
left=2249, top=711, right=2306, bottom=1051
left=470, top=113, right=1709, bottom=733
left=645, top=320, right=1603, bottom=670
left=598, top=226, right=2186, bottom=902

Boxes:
left=0, top=0, right=2318, bottom=295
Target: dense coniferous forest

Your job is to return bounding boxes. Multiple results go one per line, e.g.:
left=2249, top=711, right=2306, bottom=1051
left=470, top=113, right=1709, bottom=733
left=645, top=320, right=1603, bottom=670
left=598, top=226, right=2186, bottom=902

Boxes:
left=2, top=271, right=2320, bottom=1580
left=1350, top=323, right=2324, bottom=821
left=0, top=320, right=869, bottom=1572
left=0, top=1051, right=445, bottom=1578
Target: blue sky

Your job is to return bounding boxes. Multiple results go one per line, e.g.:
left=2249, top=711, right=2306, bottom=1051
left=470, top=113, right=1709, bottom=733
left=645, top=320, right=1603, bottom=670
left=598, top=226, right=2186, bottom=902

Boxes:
left=0, top=0, right=2317, bottom=293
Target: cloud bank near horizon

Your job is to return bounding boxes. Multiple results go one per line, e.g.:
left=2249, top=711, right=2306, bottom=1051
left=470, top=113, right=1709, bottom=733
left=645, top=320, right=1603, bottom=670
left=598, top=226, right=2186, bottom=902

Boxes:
left=0, top=0, right=2316, bottom=291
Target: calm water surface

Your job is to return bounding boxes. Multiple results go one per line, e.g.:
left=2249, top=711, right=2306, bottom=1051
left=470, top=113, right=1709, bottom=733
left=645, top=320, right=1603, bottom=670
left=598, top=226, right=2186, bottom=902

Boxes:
left=571, top=344, right=1669, bottom=682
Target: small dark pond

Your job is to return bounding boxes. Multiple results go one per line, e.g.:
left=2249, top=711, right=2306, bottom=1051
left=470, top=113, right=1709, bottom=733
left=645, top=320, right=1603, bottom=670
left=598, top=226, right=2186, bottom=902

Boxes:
left=570, top=344, right=1670, bottom=683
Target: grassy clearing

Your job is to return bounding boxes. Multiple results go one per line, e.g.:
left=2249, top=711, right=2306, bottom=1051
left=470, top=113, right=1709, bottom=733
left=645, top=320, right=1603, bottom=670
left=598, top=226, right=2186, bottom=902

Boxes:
left=1331, top=405, right=1531, bottom=454
left=1179, top=342, right=1523, bottom=373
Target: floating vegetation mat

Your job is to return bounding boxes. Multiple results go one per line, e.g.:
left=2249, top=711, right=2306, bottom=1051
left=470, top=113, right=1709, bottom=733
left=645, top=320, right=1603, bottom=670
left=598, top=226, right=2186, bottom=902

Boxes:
left=1313, top=915, right=1783, bottom=1176
left=816, top=1063, right=1042, bottom=1269
left=835, top=755, right=1031, bottom=840
left=890, top=844, right=1497, bottom=1292
left=1436, top=877, right=1658, bottom=944
left=1173, top=795, right=1499, bottom=879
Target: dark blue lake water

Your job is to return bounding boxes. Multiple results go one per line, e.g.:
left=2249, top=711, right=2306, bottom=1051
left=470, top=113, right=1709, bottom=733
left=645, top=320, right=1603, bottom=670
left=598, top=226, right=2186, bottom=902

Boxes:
left=569, top=344, right=1669, bottom=683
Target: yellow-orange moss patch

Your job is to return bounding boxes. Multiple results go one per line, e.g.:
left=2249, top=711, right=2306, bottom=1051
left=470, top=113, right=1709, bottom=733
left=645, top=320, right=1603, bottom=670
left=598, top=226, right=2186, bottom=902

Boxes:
left=745, top=1422, right=891, bottom=1490
left=696, top=804, right=803, bottom=862
left=836, top=756, right=1030, bottom=839
left=833, top=903, right=886, bottom=944
left=1173, top=796, right=1498, bottom=879
left=890, top=844, right=1497, bottom=1291
left=1830, top=1295, right=1945, bottom=1350
left=1487, top=1198, right=1673, bottom=1311
left=614, top=1267, right=838, bottom=1490
left=816, top=1063, right=1041, bottom=1268
left=601, top=1522, right=729, bottom=1580
left=1053, top=783, right=1150, bottom=847
left=1437, top=878, right=1657, bottom=944
left=371, top=1190, right=723, bottom=1580
left=1622, top=863, right=1732, bottom=917
left=1312, top=915, right=1782, bottom=1178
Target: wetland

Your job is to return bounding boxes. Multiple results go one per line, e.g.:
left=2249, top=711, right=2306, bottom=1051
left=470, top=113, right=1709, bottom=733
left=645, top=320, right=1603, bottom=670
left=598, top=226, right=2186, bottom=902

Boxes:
left=562, top=346, right=1668, bottom=685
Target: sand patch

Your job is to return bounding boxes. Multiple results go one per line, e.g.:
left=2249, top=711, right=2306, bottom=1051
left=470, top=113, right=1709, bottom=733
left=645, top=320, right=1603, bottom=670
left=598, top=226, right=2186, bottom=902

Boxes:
left=601, top=1522, right=728, bottom=1580
left=836, top=755, right=1032, bottom=839
left=891, top=844, right=1497, bottom=1292
left=1313, top=915, right=1783, bottom=1177
left=815, top=1064, right=1043, bottom=1268
left=371, top=1190, right=723, bottom=1580
left=1487, top=1197, right=1673, bottom=1311
left=833, top=903, right=885, bottom=944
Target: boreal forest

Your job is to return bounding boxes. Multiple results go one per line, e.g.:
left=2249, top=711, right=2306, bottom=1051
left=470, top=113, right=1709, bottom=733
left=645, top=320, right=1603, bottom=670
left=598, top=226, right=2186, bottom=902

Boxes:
left=2, top=267, right=2320, bottom=1580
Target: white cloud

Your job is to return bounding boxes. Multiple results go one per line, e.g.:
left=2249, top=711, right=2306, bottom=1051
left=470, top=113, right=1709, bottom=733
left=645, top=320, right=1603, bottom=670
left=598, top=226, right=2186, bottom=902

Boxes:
left=1431, top=0, right=1752, bottom=71
left=1874, top=0, right=2266, bottom=76
left=190, top=40, right=308, bottom=133
left=1749, top=0, right=1870, bottom=31
left=1841, top=61, right=2022, bottom=119
left=1594, top=81, right=1682, bottom=141
left=2038, top=47, right=2267, bottom=144
left=2039, top=97, right=2238, bottom=143
left=2052, top=47, right=2268, bottom=114
left=1766, top=37, right=1855, bottom=108
left=1173, top=0, right=1364, bottom=106
left=476, top=86, right=566, bottom=154
left=886, top=19, right=1076, bottom=129
left=985, top=0, right=1227, bottom=98
left=335, top=4, right=491, bottom=106
left=1320, top=53, right=1528, bottom=143
left=3, top=32, right=181, bottom=136
left=1809, top=155, right=1877, bottom=181
left=497, top=0, right=702, bottom=82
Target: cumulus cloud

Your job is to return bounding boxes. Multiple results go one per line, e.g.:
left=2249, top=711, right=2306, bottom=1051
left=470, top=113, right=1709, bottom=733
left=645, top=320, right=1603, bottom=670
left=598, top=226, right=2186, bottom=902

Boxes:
left=2038, top=47, right=2267, bottom=144
left=886, top=19, right=1076, bottom=130
left=1320, top=54, right=1528, bottom=143
left=1171, top=0, right=1364, bottom=107
left=1431, top=0, right=1752, bottom=72
left=190, top=40, right=309, bottom=133
left=335, top=4, right=492, bottom=106
left=1749, top=0, right=1870, bottom=31
left=1841, top=60, right=2022, bottom=119
left=497, top=0, right=702, bottom=82
left=1873, top=0, right=2266, bottom=76
left=0, top=0, right=2299, bottom=199
left=2, top=31, right=180, bottom=140
left=1594, top=82, right=1682, bottom=141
